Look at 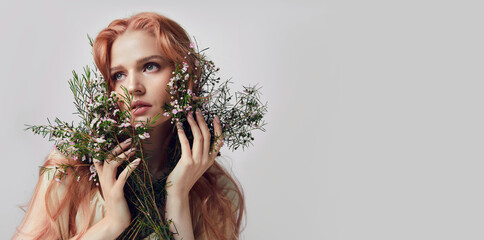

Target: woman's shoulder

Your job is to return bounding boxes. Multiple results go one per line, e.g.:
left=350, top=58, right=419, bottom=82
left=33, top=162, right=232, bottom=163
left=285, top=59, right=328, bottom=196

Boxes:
left=37, top=148, right=68, bottom=185
left=38, top=148, right=74, bottom=182
left=46, top=147, right=71, bottom=162
left=38, top=147, right=73, bottom=171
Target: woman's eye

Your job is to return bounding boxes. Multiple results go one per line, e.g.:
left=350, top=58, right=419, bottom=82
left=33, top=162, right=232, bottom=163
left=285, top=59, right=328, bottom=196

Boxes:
left=111, top=63, right=159, bottom=81
left=145, top=62, right=160, bottom=72
left=112, top=72, right=124, bottom=81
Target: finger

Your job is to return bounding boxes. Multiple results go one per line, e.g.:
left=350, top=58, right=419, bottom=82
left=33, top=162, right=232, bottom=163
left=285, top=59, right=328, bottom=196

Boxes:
left=187, top=111, right=203, bottom=160
left=92, top=158, right=106, bottom=188
left=109, top=138, right=132, bottom=159
left=105, top=147, right=136, bottom=183
left=114, top=158, right=141, bottom=190
left=176, top=121, right=192, bottom=157
left=210, top=115, right=224, bottom=157
left=195, top=109, right=211, bottom=158
left=114, top=147, right=137, bottom=163
left=92, top=158, right=103, bottom=175
left=106, top=147, right=136, bottom=168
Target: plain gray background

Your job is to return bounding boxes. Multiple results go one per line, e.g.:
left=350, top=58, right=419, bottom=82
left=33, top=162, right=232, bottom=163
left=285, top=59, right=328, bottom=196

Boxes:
left=2, top=0, right=483, bottom=239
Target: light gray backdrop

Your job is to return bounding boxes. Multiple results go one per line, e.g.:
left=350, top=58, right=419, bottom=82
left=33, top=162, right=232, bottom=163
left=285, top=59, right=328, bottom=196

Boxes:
left=1, top=0, right=483, bottom=239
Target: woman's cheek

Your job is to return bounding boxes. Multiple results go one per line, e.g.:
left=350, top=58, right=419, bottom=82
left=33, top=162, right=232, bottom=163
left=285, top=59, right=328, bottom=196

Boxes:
left=116, top=99, right=127, bottom=112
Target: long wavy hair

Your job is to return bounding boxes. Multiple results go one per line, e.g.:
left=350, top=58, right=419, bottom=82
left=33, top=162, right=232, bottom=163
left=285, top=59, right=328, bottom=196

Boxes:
left=14, top=12, right=245, bottom=240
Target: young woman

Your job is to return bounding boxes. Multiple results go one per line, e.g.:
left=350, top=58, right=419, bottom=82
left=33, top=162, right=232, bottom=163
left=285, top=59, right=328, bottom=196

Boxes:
left=13, top=12, right=245, bottom=240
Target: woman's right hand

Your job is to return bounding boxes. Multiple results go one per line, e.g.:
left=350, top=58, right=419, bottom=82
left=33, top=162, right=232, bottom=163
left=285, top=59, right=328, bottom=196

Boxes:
left=92, top=138, right=140, bottom=238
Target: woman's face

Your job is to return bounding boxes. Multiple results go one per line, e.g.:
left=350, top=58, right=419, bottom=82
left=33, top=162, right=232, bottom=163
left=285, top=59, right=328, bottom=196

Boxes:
left=110, top=30, right=172, bottom=126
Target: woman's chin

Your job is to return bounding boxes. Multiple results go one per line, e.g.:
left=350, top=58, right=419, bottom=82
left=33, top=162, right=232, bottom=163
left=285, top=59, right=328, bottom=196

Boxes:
left=131, top=115, right=151, bottom=126
left=132, top=115, right=170, bottom=127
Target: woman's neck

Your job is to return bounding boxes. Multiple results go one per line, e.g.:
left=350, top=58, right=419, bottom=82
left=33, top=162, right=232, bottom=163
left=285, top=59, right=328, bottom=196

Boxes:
left=140, top=121, right=175, bottom=179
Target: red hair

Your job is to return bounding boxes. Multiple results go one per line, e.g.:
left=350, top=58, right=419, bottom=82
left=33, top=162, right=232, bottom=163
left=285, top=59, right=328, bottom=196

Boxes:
left=14, top=150, right=100, bottom=239
left=93, top=11, right=245, bottom=239
left=14, top=12, right=245, bottom=240
left=93, top=12, right=198, bottom=92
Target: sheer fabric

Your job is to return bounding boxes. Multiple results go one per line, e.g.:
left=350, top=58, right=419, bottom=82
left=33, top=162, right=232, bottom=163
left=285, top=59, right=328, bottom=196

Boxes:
left=33, top=162, right=238, bottom=240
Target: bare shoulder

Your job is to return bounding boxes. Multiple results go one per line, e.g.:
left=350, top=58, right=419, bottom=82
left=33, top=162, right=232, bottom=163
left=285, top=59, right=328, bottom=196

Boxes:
left=46, top=147, right=70, bottom=162
left=40, top=148, right=78, bottom=171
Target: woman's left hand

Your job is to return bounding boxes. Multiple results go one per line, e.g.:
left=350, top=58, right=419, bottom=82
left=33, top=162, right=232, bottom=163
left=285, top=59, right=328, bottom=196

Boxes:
left=166, top=108, right=224, bottom=198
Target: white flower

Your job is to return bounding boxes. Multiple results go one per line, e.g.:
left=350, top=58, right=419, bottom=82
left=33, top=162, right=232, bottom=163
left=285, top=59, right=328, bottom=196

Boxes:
left=90, top=163, right=97, bottom=173
left=90, top=117, right=99, bottom=128
left=139, top=132, right=150, bottom=140
left=95, top=137, right=105, bottom=143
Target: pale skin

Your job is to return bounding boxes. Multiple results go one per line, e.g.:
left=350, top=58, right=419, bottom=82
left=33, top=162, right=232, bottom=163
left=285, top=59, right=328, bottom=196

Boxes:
left=14, top=30, right=223, bottom=240
left=81, top=110, right=223, bottom=240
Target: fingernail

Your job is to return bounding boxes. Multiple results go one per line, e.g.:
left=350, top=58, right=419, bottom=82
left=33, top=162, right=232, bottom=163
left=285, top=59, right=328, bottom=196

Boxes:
left=124, top=138, right=132, bottom=143
left=196, top=108, right=201, bottom=114
left=214, top=115, right=220, bottom=123
left=188, top=111, right=193, bottom=119
left=132, top=158, right=141, bottom=165
left=176, top=122, right=183, bottom=129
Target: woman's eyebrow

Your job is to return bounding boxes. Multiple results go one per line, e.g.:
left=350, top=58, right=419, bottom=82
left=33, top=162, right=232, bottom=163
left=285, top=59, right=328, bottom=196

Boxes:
left=110, top=55, right=166, bottom=72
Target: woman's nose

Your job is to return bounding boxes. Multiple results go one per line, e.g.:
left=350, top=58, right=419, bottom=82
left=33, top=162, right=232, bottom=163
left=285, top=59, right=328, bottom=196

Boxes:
left=126, top=72, right=146, bottom=95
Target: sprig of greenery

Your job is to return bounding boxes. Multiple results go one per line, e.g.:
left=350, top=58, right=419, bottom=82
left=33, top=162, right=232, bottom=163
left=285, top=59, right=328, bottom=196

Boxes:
left=162, top=40, right=268, bottom=151
left=25, top=35, right=267, bottom=239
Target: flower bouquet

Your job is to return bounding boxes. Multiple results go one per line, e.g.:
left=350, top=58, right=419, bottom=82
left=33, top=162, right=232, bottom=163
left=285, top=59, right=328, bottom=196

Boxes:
left=26, top=35, right=267, bottom=239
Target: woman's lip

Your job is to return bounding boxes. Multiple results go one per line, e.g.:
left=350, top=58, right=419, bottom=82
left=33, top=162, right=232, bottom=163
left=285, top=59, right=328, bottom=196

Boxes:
left=132, top=106, right=152, bottom=116
left=131, top=100, right=151, bottom=109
